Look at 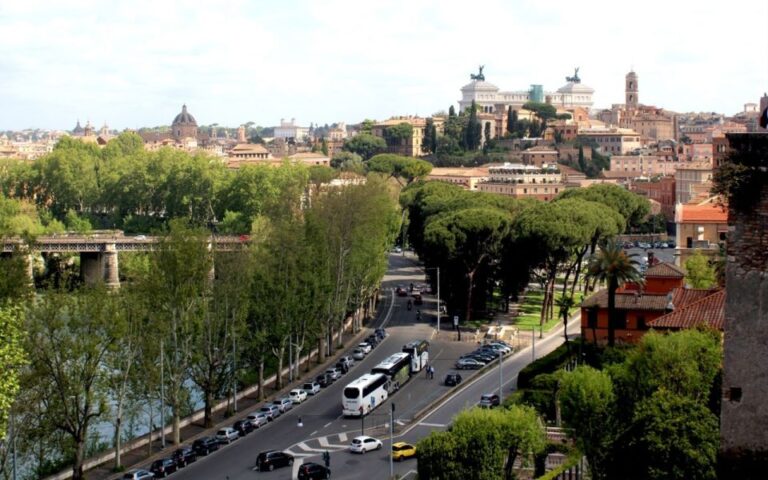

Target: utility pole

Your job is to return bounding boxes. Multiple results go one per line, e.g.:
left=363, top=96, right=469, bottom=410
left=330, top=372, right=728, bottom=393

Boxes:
left=436, top=268, right=441, bottom=332
left=232, top=325, right=238, bottom=413
left=360, top=406, right=365, bottom=436
left=160, top=341, right=165, bottom=448
left=389, top=403, right=395, bottom=479
left=531, top=327, right=536, bottom=362
left=498, top=345, right=504, bottom=403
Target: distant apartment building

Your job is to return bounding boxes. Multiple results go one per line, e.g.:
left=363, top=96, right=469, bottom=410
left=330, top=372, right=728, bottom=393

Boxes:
left=427, top=167, right=489, bottom=191
left=675, top=161, right=713, bottom=204
left=371, top=116, right=427, bottom=157
left=674, top=201, right=728, bottom=266
left=610, top=155, right=678, bottom=177
left=522, top=146, right=559, bottom=167
left=631, top=176, right=676, bottom=220
left=274, top=118, right=310, bottom=141
left=478, top=163, right=563, bottom=200
left=578, top=126, right=642, bottom=155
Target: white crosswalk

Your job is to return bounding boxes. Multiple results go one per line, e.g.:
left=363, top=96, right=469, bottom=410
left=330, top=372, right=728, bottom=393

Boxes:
left=287, top=432, right=350, bottom=479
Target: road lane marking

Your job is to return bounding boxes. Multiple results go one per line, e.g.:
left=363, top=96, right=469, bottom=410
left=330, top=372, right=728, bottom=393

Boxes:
left=310, top=430, right=318, bottom=435
left=418, top=422, right=447, bottom=428
left=324, top=422, right=332, bottom=428
left=338, top=432, right=347, bottom=442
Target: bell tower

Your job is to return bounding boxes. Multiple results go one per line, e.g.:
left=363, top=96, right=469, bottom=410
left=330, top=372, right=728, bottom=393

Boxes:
left=625, top=71, right=639, bottom=111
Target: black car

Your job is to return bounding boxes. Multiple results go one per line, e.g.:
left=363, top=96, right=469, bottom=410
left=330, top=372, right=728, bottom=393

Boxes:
left=444, top=373, right=462, bottom=387
left=374, top=328, right=386, bottom=340
left=297, top=462, right=331, bottom=479
left=233, top=419, right=254, bottom=436
left=255, top=450, right=294, bottom=472
left=192, top=436, right=220, bottom=456
left=365, top=335, right=379, bottom=347
left=316, top=372, right=332, bottom=387
left=150, top=457, right=177, bottom=478
left=171, top=446, right=197, bottom=468
left=335, top=361, right=349, bottom=374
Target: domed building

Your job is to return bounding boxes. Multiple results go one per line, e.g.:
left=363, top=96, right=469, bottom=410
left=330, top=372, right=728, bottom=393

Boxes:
left=172, top=104, right=198, bottom=141
left=72, top=119, right=85, bottom=136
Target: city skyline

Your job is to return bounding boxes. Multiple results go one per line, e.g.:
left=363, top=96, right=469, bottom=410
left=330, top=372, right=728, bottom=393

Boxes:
left=1, top=0, right=767, bottom=131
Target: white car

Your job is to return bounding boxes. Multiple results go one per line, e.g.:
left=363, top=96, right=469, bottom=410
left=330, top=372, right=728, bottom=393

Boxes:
left=272, top=397, right=293, bottom=413
left=216, top=427, right=239, bottom=444
left=289, top=388, right=308, bottom=404
left=358, top=342, right=372, bottom=354
left=352, top=348, right=365, bottom=360
left=325, top=367, right=341, bottom=380
left=302, top=381, right=321, bottom=396
left=350, top=435, right=383, bottom=454
left=247, top=412, right=269, bottom=428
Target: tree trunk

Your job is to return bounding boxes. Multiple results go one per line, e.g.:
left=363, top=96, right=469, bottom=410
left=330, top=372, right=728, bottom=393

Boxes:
left=319, top=329, right=326, bottom=362
left=258, top=359, right=265, bottom=400
left=275, top=346, right=285, bottom=390
left=204, top=390, right=214, bottom=428
left=607, top=279, right=617, bottom=347
left=73, top=433, right=86, bottom=480
left=114, top=408, right=123, bottom=470
left=173, top=412, right=180, bottom=445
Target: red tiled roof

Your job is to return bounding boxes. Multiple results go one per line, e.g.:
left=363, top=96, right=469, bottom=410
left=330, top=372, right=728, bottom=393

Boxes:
left=645, top=262, right=685, bottom=278
left=679, top=204, right=728, bottom=223
left=648, top=289, right=724, bottom=330
left=582, top=286, right=718, bottom=312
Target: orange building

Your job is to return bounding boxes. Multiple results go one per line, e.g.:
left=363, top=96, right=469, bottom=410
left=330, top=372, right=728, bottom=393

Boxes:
left=580, top=262, right=722, bottom=344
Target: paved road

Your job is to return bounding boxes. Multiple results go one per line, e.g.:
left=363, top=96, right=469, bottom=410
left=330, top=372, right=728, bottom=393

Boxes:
left=167, top=253, right=482, bottom=480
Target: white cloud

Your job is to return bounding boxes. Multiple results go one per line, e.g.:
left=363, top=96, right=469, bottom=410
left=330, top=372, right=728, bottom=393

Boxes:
left=0, top=0, right=766, bottom=130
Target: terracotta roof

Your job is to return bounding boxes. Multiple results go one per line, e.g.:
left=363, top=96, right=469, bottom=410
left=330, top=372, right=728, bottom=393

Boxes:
left=648, top=289, right=724, bottom=330
left=230, top=143, right=270, bottom=154
left=679, top=203, right=728, bottom=223
left=582, top=290, right=670, bottom=311
left=581, top=286, right=717, bottom=312
left=645, top=262, right=685, bottom=278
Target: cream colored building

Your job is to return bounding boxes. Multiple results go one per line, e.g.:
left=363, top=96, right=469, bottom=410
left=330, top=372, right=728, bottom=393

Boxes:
left=674, top=200, right=728, bottom=266
left=287, top=152, right=331, bottom=167
left=274, top=118, right=310, bottom=141
left=674, top=162, right=713, bottom=205
left=371, top=116, right=427, bottom=157
left=610, top=155, right=679, bottom=177
left=427, top=167, right=490, bottom=191
left=478, top=163, right=564, bottom=201
left=578, top=127, right=642, bottom=155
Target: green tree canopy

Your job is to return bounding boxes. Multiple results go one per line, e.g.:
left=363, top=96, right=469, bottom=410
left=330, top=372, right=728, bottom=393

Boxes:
left=366, top=154, right=432, bottom=185
left=556, top=183, right=650, bottom=230
left=684, top=251, right=717, bottom=288
left=343, top=133, right=386, bottom=160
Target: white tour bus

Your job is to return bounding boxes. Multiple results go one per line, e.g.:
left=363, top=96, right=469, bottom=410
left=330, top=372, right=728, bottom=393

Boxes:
left=371, top=352, right=412, bottom=392
left=342, top=373, right=390, bottom=417
left=402, top=340, right=430, bottom=373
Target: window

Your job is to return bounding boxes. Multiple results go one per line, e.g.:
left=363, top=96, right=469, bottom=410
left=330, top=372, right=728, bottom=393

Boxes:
left=587, top=308, right=598, bottom=328
left=613, top=311, right=628, bottom=329
left=637, top=316, right=646, bottom=329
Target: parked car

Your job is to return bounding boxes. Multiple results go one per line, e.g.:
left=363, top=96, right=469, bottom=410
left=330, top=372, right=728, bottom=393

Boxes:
left=392, top=246, right=402, bottom=253
left=486, top=342, right=512, bottom=354
left=374, top=328, right=386, bottom=340
left=325, top=367, right=341, bottom=380
left=261, top=404, right=281, bottom=420
left=444, top=373, right=462, bottom=387
left=122, top=469, right=154, bottom=480
left=171, top=446, right=197, bottom=468
left=233, top=419, right=254, bottom=436
left=480, top=393, right=501, bottom=408
left=339, top=355, right=355, bottom=368
left=335, top=360, right=349, bottom=374
left=247, top=412, right=269, bottom=428
left=456, top=358, right=484, bottom=370
left=192, top=436, right=220, bottom=456
left=392, top=442, right=417, bottom=461
left=255, top=450, right=294, bottom=472
left=365, top=334, right=379, bottom=347
left=150, top=458, right=177, bottom=478
left=216, top=427, right=239, bottom=444
left=303, top=381, right=321, bottom=395
left=352, top=348, right=366, bottom=360
left=316, top=372, right=332, bottom=387
left=396, top=285, right=408, bottom=296
left=350, top=435, right=383, bottom=453
left=290, top=388, right=308, bottom=404
left=272, top=397, right=293, bottom=413
left=358, top=342, right=372, bottom=354
left=413, top=293, right=423, bottom=305
left=297, top=462, right=331, bottom=479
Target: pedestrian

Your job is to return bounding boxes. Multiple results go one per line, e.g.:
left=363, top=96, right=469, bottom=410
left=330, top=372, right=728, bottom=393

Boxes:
left=431, top=366, right=436, bottom=379
left=323, top=450, right=330, bottom=468
left=425, top=364, right=430, bottom=379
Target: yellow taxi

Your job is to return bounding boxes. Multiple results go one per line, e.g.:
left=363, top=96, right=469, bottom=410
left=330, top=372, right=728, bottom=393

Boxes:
left=392, top=442, right=417, bottom=461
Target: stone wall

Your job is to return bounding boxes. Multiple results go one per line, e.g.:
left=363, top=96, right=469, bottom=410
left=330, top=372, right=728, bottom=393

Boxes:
left=719, top=133, right=768, bottom=477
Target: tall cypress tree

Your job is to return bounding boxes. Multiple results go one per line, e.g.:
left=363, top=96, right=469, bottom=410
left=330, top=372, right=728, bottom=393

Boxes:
left=449, top=105, right=456, bottom=117
left=507, top=106, right=515, bottom=135
left=465, top=101, right=481, bottom=150
left=423, top=118, right=437, bottom=154
left=578, top=145, right=587, bottom=173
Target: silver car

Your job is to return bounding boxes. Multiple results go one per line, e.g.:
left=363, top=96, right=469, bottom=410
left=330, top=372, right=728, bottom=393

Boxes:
left=272, top=397, right=293, bottom=413
left=259, top=404, right=281, bottom=421
left=247, top=412, right=269, bottom=428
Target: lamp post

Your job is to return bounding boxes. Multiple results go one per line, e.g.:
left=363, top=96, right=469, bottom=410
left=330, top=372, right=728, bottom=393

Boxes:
left=389, top=403, right=395, bottom=479
left=359, top=406, right=365, bottom=436
left=498, top=317, right=503, bottom=403
left=160, top=341, right=165, bottom=448
left=232, top=326, right=238, bottom=413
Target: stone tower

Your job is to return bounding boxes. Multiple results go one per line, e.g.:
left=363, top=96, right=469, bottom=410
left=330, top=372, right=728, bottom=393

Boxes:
left=719, top=132, right=768, bottom=477
left=237, top=125, right=246, bottom=142
left=625, top=71, right=639, bottom=111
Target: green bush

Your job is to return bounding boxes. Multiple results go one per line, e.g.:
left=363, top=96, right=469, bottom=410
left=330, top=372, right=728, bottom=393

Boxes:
left=518, top=343, right=572, bottom=389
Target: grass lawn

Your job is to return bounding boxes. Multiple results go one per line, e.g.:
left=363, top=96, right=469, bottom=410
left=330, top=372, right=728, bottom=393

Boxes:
left=513, top=288, right=580, bottom=333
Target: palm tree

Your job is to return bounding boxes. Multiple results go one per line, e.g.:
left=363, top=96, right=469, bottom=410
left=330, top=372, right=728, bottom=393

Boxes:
left=585, top=239, right=643, bottom=346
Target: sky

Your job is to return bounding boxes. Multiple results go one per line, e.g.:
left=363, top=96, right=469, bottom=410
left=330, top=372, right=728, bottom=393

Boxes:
left=1, top=0, right=767, bottom=131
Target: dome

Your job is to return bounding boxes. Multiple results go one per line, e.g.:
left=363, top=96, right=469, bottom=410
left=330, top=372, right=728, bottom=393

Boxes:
left=72, top=120, right=84, bottom=134
left=461, top=80, right=500, bottom=93
left=556, top=82, right=595, bottom=94
left=172, top=104, right=197, bottom=126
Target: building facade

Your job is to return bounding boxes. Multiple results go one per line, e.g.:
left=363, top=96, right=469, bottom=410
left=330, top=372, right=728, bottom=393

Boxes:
left=674, top=162, right=713, bottom=204
left=674, top=201, right=728, bottom=266
left=578, top=127, right=642, bottom=155
left=478, top=163, right=563, bottom=200
left=371, top=116, right=427, bottom=157
left=274, top=118, right=310, bottom=141
left=426, top=167, right=490, bottom=191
